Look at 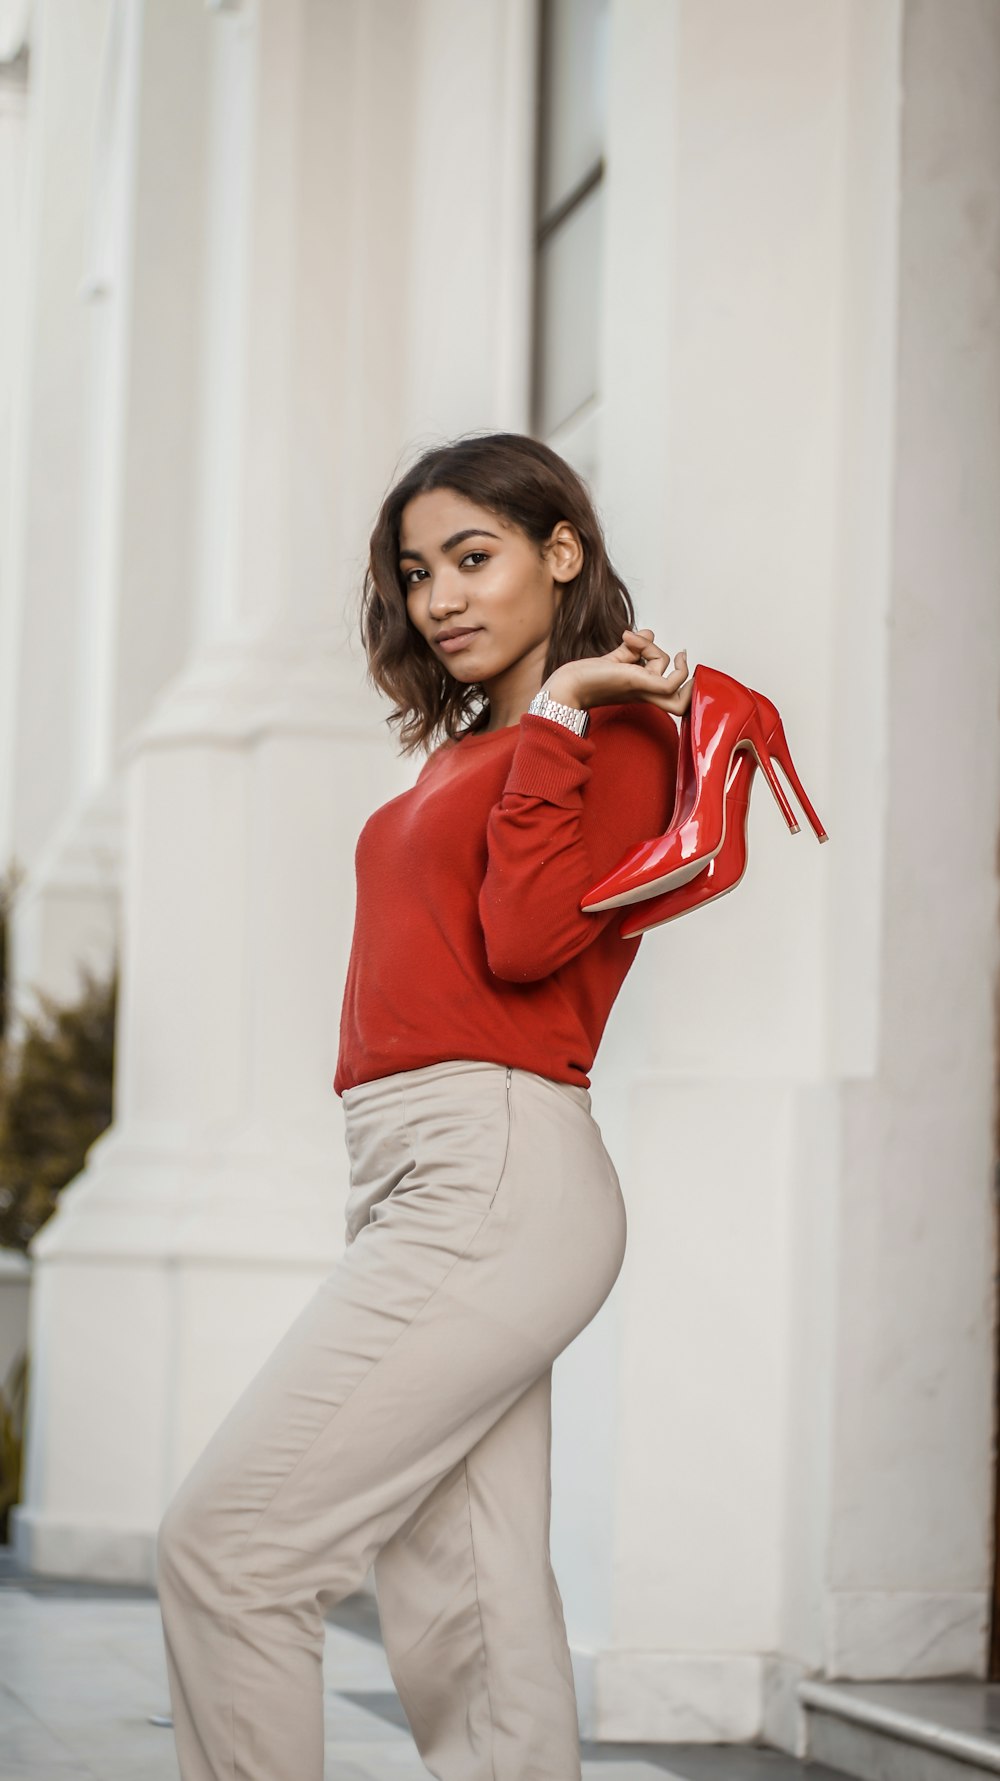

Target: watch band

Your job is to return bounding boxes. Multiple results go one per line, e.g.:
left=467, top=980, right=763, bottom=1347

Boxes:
left=527, top=687, right=591, bottom=738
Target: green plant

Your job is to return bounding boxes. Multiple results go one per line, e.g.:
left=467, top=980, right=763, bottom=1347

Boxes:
left=0, top=859, right=118, bottom=1252
left=0, top=859, right=118, bottom=1536
left=0, top=1346, right=27, bottom=1545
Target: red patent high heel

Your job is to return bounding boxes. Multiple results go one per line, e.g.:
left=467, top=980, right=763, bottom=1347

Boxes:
left=618, top=748, right=756, bottom=937
left=580, top=663, right=828, bottom=913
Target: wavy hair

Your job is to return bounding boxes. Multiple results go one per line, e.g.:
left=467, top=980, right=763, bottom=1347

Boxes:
left=354, top=429, right=642, bottom=756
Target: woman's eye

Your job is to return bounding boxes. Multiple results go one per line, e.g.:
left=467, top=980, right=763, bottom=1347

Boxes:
left=404, top=552, right=489, bottom=588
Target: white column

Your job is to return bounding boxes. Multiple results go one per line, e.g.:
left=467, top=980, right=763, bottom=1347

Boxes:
left=595, top=0, right=852, bottom=1740
left=0, top=0, right=123, bottom=1027
left=824, top=0, right=1000, bottom=1694
left=15, top=0, right=379, bottom=1582
left=587, top=0, right=1000, bottom=1751
left=12, top=0, right=533, bottom=1585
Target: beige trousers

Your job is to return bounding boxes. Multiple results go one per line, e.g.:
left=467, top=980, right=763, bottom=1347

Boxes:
left=155, top=1059, right=627, bottom=1780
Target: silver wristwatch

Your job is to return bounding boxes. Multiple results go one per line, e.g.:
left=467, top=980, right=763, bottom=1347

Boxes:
left=527, top=686, right=590, bottom=737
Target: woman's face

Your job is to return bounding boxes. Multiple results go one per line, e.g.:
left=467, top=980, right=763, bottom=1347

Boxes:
left=399, top=487, right=582, bottom=722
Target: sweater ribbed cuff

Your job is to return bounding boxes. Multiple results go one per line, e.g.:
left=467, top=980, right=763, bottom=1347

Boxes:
left=501, top=711, right=595, bottom=807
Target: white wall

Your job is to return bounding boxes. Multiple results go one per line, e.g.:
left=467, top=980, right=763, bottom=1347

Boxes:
left=826, top=0, right=1000, bottom=1682
left=580, top=0, right=999, bottom=1746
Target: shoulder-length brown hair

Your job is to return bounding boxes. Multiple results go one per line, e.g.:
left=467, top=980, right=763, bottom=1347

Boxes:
left=354, top=430, right=642, bottom=756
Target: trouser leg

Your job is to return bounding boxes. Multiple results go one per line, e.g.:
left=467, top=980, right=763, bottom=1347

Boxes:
left=374, top=1362, right=581, bottom=1780
left=155, top=1062, right=625, bottom=1781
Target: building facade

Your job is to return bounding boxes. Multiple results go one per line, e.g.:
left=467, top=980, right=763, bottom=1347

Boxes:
left=0, top=0, right=998, bottom=1753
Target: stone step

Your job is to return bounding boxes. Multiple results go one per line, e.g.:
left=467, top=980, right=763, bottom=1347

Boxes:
left=801, top=1678, right=1000, bottom=1781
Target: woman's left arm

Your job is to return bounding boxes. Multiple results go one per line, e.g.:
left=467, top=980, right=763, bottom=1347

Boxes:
left=478, top=702, right=679, bottom=981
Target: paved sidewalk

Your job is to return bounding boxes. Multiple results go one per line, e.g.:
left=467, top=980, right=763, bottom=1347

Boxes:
left=0, top=1568, right=848, bottom=1780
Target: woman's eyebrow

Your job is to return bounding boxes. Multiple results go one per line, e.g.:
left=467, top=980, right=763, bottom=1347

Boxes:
left=398, top=528, right=500, bottom=563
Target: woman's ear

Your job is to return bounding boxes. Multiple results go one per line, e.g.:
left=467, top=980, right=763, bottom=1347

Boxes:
left=544, top=521, right=583, bottom=585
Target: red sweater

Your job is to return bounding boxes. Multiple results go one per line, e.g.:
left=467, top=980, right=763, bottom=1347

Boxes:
left=333, top=702, right=680, bottom=1096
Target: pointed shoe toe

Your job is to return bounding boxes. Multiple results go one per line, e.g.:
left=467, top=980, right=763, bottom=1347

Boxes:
left=619, top=749, right=756, bottom=937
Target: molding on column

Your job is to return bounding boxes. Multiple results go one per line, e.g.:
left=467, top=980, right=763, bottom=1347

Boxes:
left=29, top=1117, right=346, bottom=1267
left=118, top=625, right=394, bottom=759
left=823, top=1589, right=989, bottom=1681
left=593, top=1647, right=764, bottom=1742
left=9, top=1505, right=158, bottom=1587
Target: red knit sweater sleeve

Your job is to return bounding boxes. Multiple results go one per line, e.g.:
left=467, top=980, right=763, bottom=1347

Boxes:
left=478, top=703, right=679, bottom=981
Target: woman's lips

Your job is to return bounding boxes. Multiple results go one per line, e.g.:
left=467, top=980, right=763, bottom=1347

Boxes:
left=437, top=629, right=482, bottom=653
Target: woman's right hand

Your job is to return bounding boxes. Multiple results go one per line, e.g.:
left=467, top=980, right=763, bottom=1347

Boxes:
left=545, top=631, right=692, bottom=717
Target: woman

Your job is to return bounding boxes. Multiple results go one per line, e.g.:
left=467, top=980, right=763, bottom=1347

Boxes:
left=156, top=430, right=693, bottom=1781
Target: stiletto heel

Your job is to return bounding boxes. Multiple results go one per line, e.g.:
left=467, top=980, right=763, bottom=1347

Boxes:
left=580, top=663, right=828, bottom=914
left=619, top=749, right=756, bottom=937
left=741, top=693, right=799, bottom=834
left=752, top=701, right=828, bottom=843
